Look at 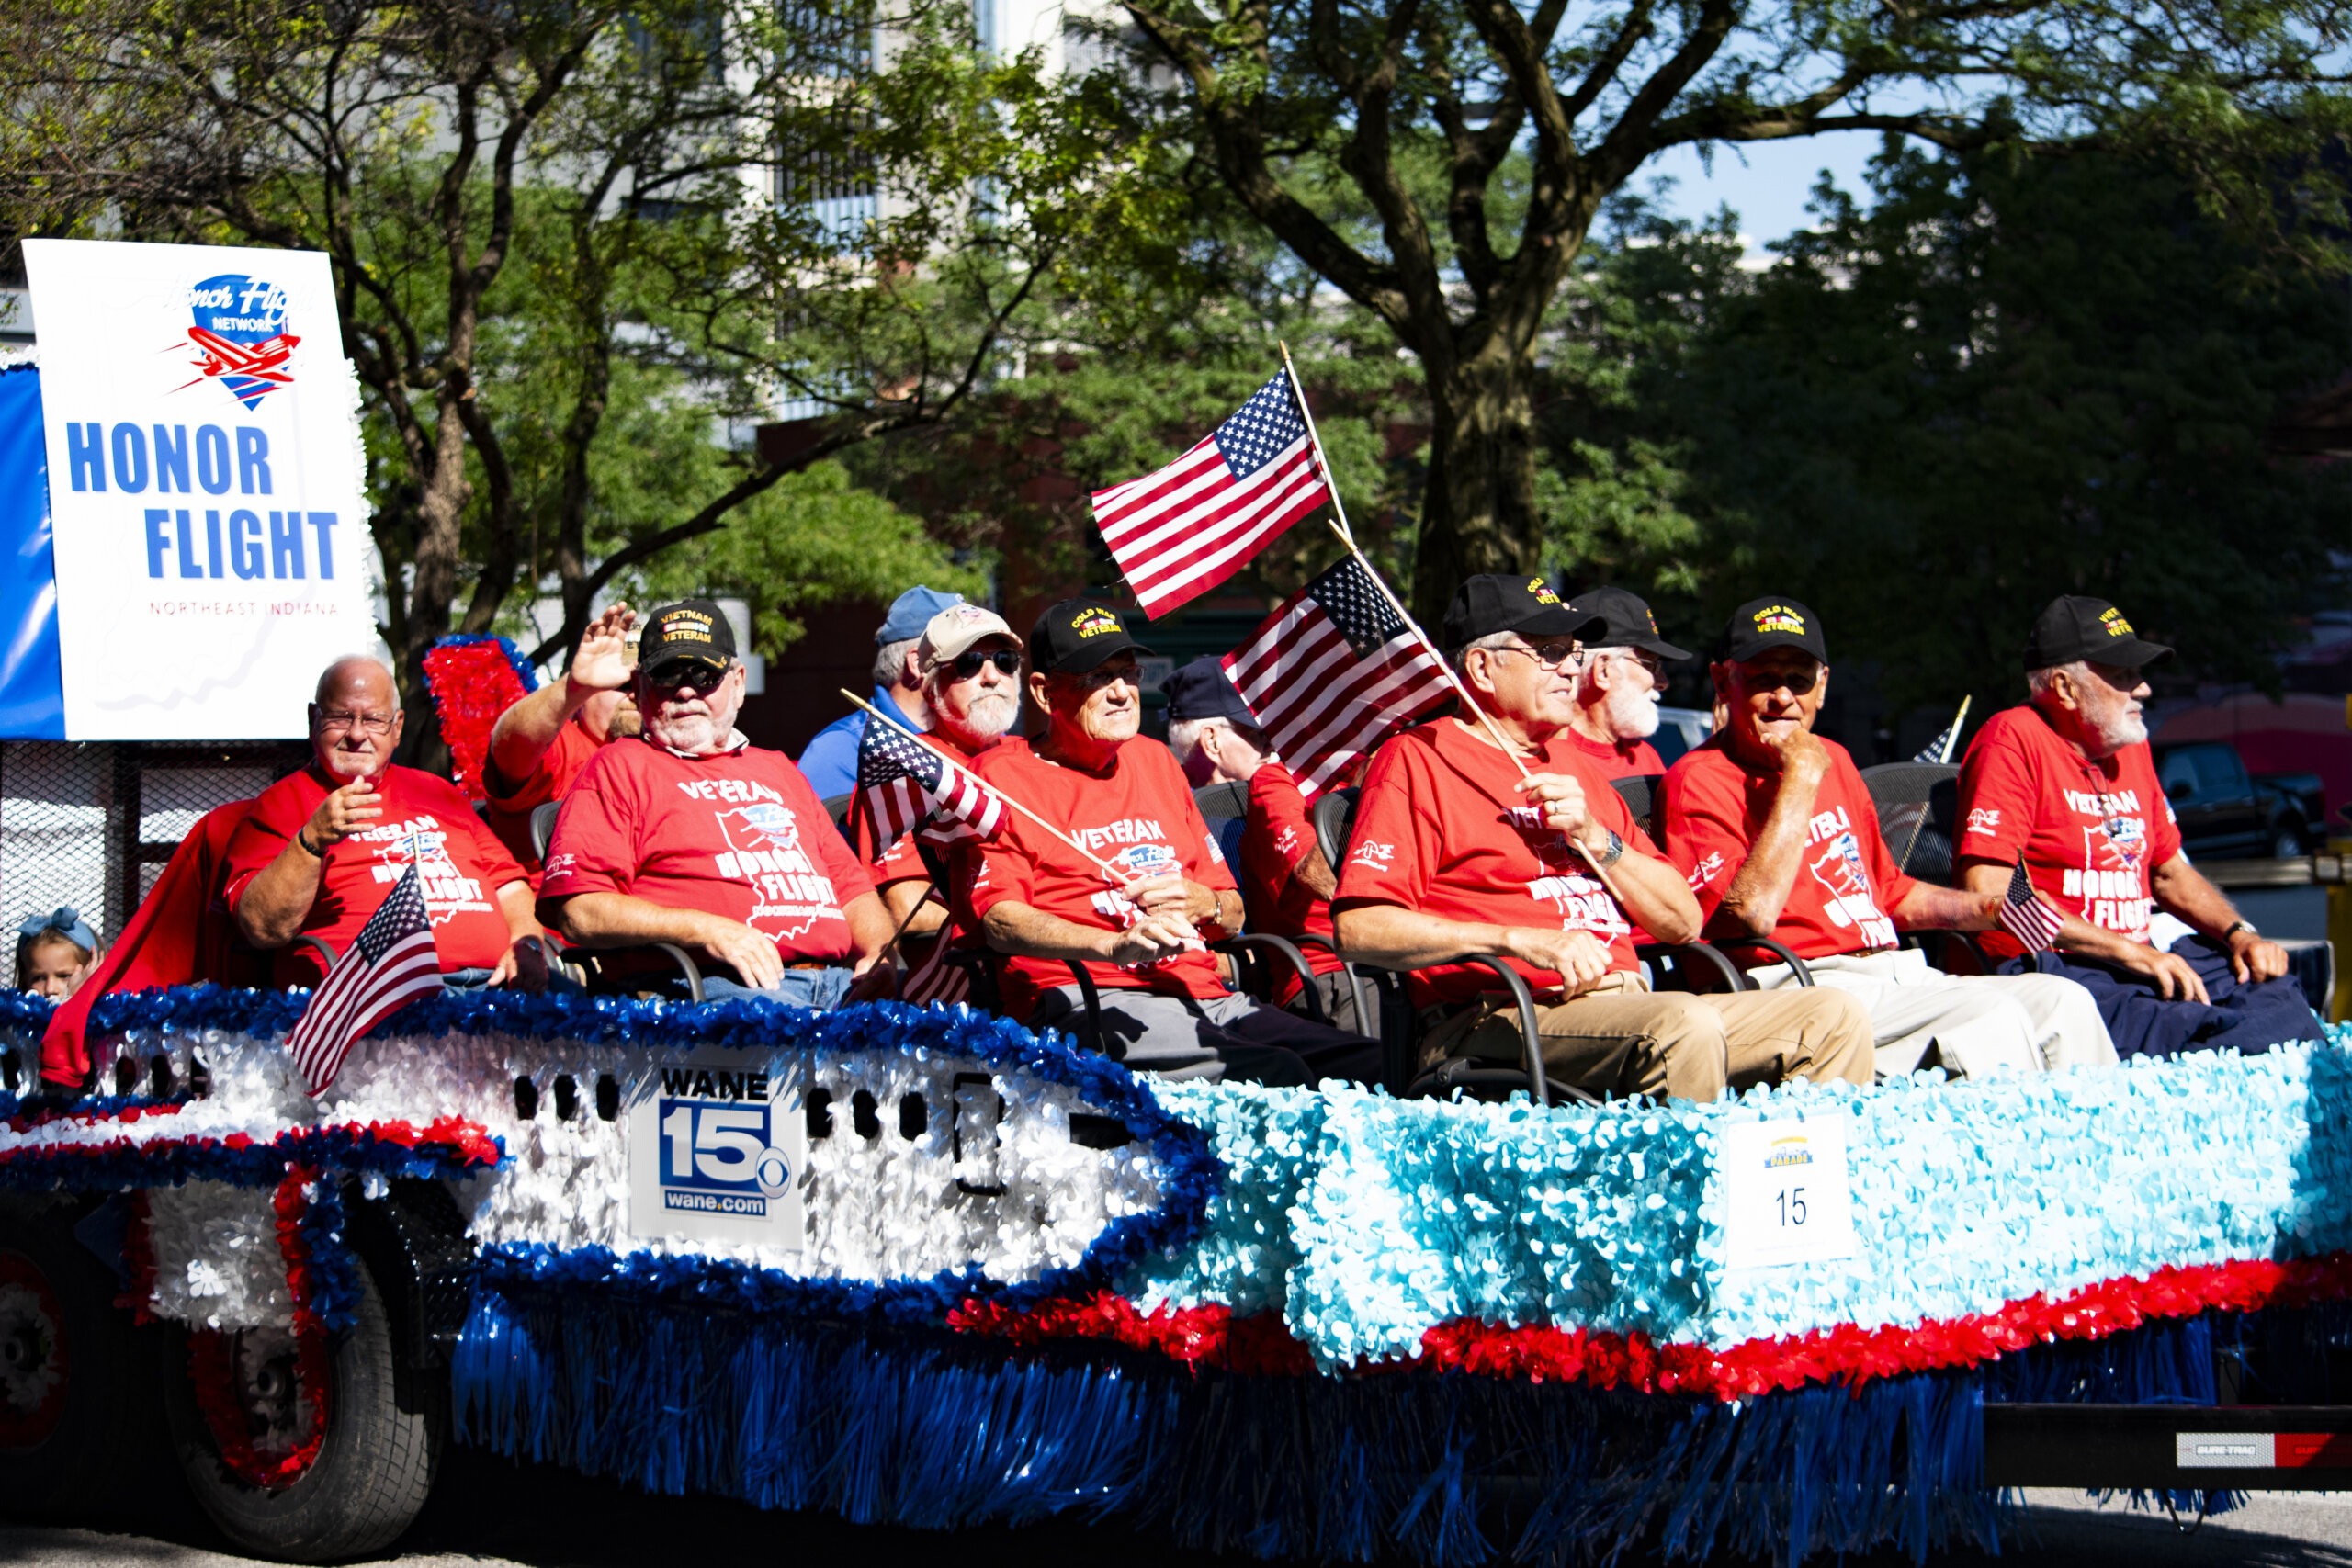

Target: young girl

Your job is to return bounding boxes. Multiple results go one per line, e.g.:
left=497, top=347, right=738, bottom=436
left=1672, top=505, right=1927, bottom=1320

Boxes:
left=15, top=908, right=99, bottom=1000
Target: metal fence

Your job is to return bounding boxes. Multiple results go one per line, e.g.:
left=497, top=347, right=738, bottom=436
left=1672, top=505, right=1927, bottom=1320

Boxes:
left=0, top=740, right=307, bottom=969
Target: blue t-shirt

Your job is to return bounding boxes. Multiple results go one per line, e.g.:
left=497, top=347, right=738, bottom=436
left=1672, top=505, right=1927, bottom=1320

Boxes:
left=796, top=684, right=923, bottom=800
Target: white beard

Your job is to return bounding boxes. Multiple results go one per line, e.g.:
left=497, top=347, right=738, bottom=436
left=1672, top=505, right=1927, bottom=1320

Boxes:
left=1603, top=682, right=1662, bottom=741
left=936, top=689, right=1019, bottom=749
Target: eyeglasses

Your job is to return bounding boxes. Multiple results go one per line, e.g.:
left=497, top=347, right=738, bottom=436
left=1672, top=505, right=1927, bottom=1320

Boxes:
left=1737, top=660, right=1821, bottom=695
left=950, top=649, right=1023, bottom=681
left=1606, top=649, right=1665, bottom=682
left=1487, top=639, right=1583, bottom=671
left=648, top=662, right=729, bottom=694
left=315, top=707, right=394, bottom=735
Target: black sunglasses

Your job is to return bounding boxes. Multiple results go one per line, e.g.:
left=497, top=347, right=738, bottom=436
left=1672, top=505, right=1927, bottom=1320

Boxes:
left=648, top=661, right=729, bottom=693
left=950, top=649, right=1023, bottom=680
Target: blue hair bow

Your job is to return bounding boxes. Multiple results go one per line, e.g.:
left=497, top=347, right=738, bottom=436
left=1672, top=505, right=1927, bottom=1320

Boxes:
left=17, top=908, right=96, bottom=950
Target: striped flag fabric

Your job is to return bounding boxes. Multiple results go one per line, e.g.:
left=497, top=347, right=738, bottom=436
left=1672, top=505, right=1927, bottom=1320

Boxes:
left=1221, top=556, right=1453, bottom=802
left=1090, top=371, right=1331, bottom=618
left=901, top=928, right=973, bottom=1009
left=855, top=718, right=1005, bottom=856
left=1996, top=861, right=2064, bottom=953
left=285, top=863, right=441, bottom=1095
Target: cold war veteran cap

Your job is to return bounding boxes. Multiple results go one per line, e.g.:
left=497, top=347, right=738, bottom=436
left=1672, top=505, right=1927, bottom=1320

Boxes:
left=638, top=599, right=736, bottom=673
left=1442, top=573, right=1604, bottom=649
left=1029, top=599, right=1153, bottom=675
left=2023, top=594, right=2174, bottom=671
left=1565, top=585, right=1693, bottom=660
left=1720, top=596, right=1828, bottom=664
left=1165, top=656, right=1259, bottom=728
left=919, top=603, right=1022, bottom=671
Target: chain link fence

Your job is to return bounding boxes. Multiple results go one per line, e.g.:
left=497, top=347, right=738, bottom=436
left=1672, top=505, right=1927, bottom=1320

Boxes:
left=1, top=740, right=307, bottom=970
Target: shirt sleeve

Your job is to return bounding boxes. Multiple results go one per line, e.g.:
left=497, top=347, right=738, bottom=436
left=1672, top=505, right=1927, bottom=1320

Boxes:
left=1331, top=743, right=1429, bottom=911
left=458, top=794, right=528, bottom=892
left=967, top=818, right=1039, bottom=920
left=220, top=784, right=301, bottom=912
left=1248, top=766, right=1317, bottom=872
left=1953, top=726, right=2035, bottom=868
left=1652, top=756, right=1750, bottom=923
left=537, top=759, right=636, bottom=899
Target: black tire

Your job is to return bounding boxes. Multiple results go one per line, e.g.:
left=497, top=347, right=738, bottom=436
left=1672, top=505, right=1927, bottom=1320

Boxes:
left=165, top=1249, right=440, bottom=1562
left=0, top=1201, right=143, bottom=1519
left=2272, top=821, right=2310, bottom=860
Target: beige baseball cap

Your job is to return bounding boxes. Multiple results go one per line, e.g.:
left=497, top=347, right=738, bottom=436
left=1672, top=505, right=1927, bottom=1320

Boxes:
left=919, top=604, right=1023, bottom=671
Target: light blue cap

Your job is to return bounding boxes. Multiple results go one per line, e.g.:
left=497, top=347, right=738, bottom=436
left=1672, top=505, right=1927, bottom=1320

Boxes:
left=877, top=585, right=964, bottom=645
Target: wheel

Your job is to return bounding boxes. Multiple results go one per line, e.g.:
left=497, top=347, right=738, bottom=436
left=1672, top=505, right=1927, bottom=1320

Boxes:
left=165, top=1248, right=440, bottom=1562
left=0, top=1202, right=146, bottom=1518
left=2272, top=822, right=2310, bottom=859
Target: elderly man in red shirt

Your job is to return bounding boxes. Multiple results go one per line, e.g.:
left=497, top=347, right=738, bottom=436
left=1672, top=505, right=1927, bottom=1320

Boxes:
left=1560, top=586, right=1690, bottom=780
left=539, top=600, right=896, bottom=1007
left=965, top=601, right=1381, bottom=1086
left=1955, top=594, right=2319, bottom=1059
left=480, top=603, right=640, bottom=876
left=1655, top=596, right=2114, bottom=1079
left=1332, top=575, right=1871, bottom=1104
left=225, top=657, right=548, bottom=990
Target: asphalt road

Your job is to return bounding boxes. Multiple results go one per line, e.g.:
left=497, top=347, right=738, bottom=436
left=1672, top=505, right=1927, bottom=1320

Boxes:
left=6, top=1449, right=2352, bottom=1568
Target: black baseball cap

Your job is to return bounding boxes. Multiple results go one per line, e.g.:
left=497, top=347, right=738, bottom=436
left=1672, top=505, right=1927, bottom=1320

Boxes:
left=1165, top=656, right=1259, bottom=728
left=1442, top=573, right=1604, bottom=649
left=2023, top=595, right=2173, bottom=671
left=1566, top=585, right=1692, bottom=660
left=639, top=599, right=736, bottom=674
left=1719, top=596, right=1829, bottom=664
left=1029, top=598, right=1153, bottom=675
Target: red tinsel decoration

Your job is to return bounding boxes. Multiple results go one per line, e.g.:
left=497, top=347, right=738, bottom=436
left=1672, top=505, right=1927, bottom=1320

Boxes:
left=185, top=1169, right=333, bottom=1491
left=422, top=641, right=531, bottom=801
left=951, top=1251, right=2352, bottom=1402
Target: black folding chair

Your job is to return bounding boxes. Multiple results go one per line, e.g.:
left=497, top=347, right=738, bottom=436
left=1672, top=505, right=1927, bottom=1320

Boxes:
left=1859, top=761, right=1987, bottom=972
left=1610, top=773, right=1663, bottom=840
left=530, top=799, right=706, bottom=1000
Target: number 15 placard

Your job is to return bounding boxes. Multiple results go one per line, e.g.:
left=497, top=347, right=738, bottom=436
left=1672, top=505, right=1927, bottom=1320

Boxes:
left=1720, top=1117, right=1858, bottom=1270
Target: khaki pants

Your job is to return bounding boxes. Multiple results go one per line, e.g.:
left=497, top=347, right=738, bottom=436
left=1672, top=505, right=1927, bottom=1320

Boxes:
left=1746, top=948, right=2117, bottom=1078
left=1422, top=971, right=1873, bottom=1104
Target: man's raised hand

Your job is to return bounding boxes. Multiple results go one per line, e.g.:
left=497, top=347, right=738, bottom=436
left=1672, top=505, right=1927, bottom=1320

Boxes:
left=304, top=774, right=382, bottom=852
left=569, top=603, right=637, bottom=694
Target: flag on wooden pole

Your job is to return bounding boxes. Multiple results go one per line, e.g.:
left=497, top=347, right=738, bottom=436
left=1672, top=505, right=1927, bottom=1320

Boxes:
left=1222, top=556, right=1453, bottom=802
left=284, top=862, right=441, bottom=1095
left=854, top=718, right=1006, bottom=854
left=1091, top=371, right=1330, bottom=618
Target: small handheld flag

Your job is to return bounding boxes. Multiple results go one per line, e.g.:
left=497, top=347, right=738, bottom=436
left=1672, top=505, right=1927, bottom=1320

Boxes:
left=1222, top=556, right=1453, bottom=802
left=1996, top=861, right=2064, bottom=953
left=1912, top=694, right=1973, bottom=765
left=854, top=719, right=1006, bottom=855
left=284, top=862, right=442, bottom=1095
left=1091, top=370, right=1330, bottom=618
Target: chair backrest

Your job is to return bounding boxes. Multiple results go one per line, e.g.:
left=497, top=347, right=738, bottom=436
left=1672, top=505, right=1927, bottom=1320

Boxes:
left=529, top=800, right=562, bottom=862
left=1858, top=762, right=1962, bottom=886
left=1611, top=773, right=1664, bottom=840
left=1313, top=786, right=1360, bottom=869
left=1193, top=780, right=1249, bottom=822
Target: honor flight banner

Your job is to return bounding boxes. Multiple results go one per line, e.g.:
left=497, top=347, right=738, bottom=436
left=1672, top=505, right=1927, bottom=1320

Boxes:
left=20, top=239, right=377, bottom=740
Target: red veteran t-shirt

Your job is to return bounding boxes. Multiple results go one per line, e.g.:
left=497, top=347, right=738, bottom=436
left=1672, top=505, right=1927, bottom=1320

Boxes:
left=481, top=717, right=600, bottom=880
left=539, top=737, right=875, bottom=964
left=1563, top=726, right=1666, bottom=782
left=1956, top=703, right=2179, bottom=957
left=223, top=763, right=526, bottom=987
left=1656, top=739, right=1915, bottom=960
left=1331, top=720, right=1651, bottom=1008
left=1239, top=762, right=1344, bottom=983
left=967, top=737, right=1236, bottom=1020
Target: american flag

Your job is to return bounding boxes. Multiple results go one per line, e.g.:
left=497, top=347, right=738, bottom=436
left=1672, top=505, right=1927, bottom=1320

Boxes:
left=284, top=863, right=441, bottom=1095
left=1996, top=861, right=2064, bottom=953
left=856, top=718, right=1005, bottom=856
left=1912, top=699, right=1971, bottom=764
left=1091, top=371, right=1330, bottom=618
left=1221, top=556, right=1453, bottom=802
left=901, top=924, right=974, bottom=1009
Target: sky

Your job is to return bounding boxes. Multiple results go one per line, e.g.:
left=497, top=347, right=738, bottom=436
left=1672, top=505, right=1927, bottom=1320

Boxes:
left=1635, top=130, right=1888, bottom=250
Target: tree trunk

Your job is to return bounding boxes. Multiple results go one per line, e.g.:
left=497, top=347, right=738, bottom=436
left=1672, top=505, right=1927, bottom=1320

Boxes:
left=1409, top=345, right=1545, bottom=628
left=391, top=408, right=474, bottom=770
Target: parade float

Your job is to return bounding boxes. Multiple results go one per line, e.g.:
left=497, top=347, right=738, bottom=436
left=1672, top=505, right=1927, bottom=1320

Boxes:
left=1, top=986, right=2348, bottom=1564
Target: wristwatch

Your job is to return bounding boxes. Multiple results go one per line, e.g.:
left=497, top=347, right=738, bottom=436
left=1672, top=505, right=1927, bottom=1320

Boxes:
left=2222, top=919, right=2258, bottom=943
left=1590, top=828, right=1624, bottom=868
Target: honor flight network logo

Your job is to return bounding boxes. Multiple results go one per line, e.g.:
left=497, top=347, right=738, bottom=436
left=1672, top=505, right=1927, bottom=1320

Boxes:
left=179, top=275, right=300, bottom=412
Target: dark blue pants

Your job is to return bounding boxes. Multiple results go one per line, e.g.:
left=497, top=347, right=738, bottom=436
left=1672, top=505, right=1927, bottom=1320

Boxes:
left=2000, top=938, right=2322, bottom=1062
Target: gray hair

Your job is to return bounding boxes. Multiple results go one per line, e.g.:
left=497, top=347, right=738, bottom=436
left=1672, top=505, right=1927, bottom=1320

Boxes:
left=873, top=637, right=920, bottom=689
left=1165, top=716, right=1211, bottom=764
left=1446, top=631, right=1519, bottom=676
left=2025, top=660, right=2080, bottom=700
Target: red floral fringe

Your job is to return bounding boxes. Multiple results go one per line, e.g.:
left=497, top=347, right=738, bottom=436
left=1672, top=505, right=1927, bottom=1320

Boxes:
left=952, top=1251, right=2352, bottom=1402
left=185, top=1169, right=334, bottom=1491
left=422, top=641, right=531, bottom=801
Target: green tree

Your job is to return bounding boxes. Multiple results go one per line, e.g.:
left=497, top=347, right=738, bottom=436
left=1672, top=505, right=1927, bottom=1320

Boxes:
left=1094, top=0, right=2352, bottom=621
